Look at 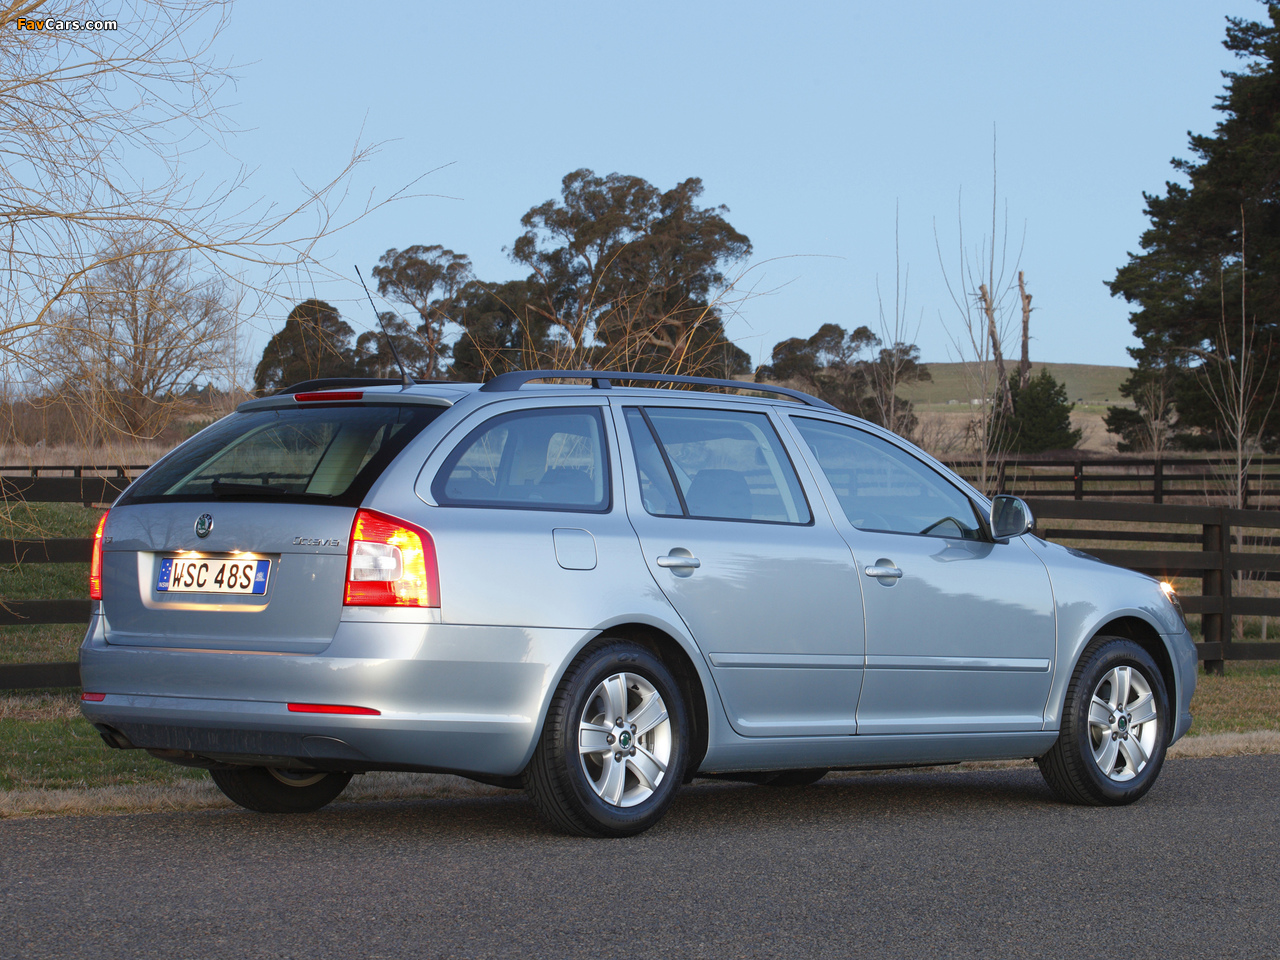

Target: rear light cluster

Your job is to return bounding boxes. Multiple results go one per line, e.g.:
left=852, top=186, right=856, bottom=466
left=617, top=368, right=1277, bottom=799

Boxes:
left=89, top=510, right=109, bottom=600
left=344, top=509, right=440, bottom=608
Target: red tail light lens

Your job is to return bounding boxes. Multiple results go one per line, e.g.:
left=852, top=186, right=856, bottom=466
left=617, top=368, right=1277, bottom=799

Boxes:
left=89, top=510, right=108, bottom=600
left=287, top=702, right=380, bottom=716
left=294, top=391, right=363, bottom=402
left=344, top=509, right=439, bottom=608
left=81, top=692, right=106, bottom=702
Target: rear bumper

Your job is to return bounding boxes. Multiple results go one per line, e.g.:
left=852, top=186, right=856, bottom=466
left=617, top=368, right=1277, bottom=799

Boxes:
left=79, top=614, right=586, bottom=778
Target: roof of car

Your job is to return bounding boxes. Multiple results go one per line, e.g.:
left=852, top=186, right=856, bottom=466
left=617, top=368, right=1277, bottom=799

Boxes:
left=252, top=370, right=838, bottom=412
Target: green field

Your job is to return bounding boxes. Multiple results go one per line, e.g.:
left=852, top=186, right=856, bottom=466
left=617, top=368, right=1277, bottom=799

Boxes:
left=902, top=361, right=1132, bottom=413
left=0, top=501, right=103, bottom=665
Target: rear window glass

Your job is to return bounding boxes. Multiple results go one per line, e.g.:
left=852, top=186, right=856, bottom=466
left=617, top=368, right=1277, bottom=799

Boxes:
left=119, top=404, right=442, bottom=506
left=433, top=407, right=609, bottom=512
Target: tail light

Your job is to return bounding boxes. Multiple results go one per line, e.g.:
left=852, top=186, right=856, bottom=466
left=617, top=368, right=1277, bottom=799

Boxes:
left=89, top=510, right=109, bottom=600
left=344, top=509, right=439, bottom=608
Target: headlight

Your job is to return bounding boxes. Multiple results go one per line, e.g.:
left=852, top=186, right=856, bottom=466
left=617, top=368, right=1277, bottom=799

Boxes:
left=1160, top=581, right=1187, bottom=628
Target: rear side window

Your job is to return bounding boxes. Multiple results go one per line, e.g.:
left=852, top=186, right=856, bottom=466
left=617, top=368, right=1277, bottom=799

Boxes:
left=625, top=407, right=811, bottom=524
left=119, top=405, right=441, bottom=506
left=433, top=407, right=610, bottom=512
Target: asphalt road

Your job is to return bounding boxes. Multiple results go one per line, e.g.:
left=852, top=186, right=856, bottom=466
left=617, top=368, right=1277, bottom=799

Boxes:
left=2, top=755, right=1278, bottom=960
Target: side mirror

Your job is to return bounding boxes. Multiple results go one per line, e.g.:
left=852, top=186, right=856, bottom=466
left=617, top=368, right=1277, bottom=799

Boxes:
left=991, top=495, right=1034, bottom=540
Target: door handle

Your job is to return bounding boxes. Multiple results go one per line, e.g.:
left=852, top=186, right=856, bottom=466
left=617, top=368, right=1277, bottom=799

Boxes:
left=657, top=554, right=701, bottom=569
left=863, top=563, right=902, bottom=579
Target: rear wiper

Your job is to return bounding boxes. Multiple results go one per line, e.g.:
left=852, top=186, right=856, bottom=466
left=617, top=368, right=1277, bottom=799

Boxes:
left=210, top=478, right=296, bottom=498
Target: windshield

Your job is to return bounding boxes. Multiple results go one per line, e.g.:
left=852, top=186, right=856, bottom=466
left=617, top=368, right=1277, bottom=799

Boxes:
left=119, top=404, right=442, bottom=506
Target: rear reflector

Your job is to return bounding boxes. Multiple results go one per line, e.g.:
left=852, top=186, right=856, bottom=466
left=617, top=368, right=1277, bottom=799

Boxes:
left=81, top=692, right=106, bottom=702
left=287, top=702, right=380, bottom=716
left=294, top=391, right=363, bottom=402
left=89, top=510, right=109, bottom=600
left=344, top=509, right=440, bottom=608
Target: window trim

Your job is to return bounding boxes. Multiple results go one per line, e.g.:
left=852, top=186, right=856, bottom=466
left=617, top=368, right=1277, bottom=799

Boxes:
left=431, top=405, right=614, bottom=514
left=623, top=404, right=815, bottom=526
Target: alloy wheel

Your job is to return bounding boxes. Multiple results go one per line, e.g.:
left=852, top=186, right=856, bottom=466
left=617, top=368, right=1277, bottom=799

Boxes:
left=577, top=671, right=672, bottom=807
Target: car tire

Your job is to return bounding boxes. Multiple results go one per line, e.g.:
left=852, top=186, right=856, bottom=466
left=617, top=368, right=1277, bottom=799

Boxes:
left=209, top=766, right=353, bottom=813
left=1037, top=637, right=1170, bottom=806
left=525, top=640, right=689, bottom=837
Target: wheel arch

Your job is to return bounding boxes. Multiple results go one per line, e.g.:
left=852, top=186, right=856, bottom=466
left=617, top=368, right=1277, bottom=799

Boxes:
left=1090, top=616, right=1177, bottom=713
left=1045, top=612, right=1181, bottom=732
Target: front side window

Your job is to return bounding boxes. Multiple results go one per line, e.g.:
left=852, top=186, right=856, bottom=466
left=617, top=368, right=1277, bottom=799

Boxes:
left=625, top=407, right=811, bottom=524
left=434, top=407, right=609, bottom=512
left=792, top=417, right=983, bottom=539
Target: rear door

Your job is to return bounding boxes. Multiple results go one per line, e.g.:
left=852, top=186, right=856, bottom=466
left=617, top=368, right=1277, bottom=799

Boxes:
left=411, top=398, right=649, bottom=631
left=614, top=400, right=865, bottom=737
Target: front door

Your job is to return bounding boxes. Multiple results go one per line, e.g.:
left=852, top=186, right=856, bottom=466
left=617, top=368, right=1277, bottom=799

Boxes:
left=786, top=415, right=1056, bottom=735
left=615, top=402, right=865, bottom=738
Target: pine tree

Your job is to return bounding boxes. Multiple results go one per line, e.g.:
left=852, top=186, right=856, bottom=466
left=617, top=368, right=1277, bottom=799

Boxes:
left=992, top=369, right=1082, bottom=454
left=1108, top=5, right=1280, bottom=449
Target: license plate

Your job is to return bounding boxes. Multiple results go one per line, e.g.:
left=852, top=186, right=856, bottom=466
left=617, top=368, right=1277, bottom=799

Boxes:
left=157, top=557, right=271, bottom=595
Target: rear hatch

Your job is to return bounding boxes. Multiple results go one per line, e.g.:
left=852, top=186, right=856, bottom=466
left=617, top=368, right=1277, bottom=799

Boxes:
left=99, top=396, right=443, bottom=653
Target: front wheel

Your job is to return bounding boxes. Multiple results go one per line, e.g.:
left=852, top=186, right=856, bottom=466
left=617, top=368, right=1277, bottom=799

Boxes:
left=1038, top=637, right=1169, bottom=805
left=525, top=641, right=689, bottom=837
left=209, top=766, right=352, bottom=813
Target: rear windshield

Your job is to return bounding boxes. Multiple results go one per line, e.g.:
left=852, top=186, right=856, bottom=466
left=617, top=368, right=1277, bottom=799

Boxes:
left=119, top=404, right=443, bottom=506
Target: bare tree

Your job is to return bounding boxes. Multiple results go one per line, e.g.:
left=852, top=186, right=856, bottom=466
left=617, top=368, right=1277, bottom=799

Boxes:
left=2, top=0, right=408, bottom=427
left=935, top=138, right=1025, bottom=493
left=40, top=235, right=238, bottom=440
left=1195, top=209, right=1275, bottom=508
left=1017, top=270, right=1033, bottom=390
left=869, top=205, right=930, bottom=439
left=1132, top=367, right=1177, bottom=459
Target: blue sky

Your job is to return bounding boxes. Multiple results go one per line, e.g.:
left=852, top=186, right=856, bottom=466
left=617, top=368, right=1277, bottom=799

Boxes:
left=211, top=0, right=1257, bottom=370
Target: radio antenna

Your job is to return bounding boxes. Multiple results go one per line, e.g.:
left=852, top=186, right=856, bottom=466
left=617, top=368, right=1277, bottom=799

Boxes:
left=355, top=265, right=413, bottom=388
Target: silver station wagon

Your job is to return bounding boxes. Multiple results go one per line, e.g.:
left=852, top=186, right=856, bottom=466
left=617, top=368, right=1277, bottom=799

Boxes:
left=80, top=371, right=1197, bottom=836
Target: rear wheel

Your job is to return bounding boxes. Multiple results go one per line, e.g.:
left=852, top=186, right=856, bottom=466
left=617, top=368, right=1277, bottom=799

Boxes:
left=1038, top=637, right=1169, bottom=806
left=525, top=641, right=688, bottom=837
left=209, top=766, right=352, bottom=813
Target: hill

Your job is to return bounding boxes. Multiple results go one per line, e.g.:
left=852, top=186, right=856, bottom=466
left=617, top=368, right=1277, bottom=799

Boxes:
left=900, top=362, right=1132, bottom=412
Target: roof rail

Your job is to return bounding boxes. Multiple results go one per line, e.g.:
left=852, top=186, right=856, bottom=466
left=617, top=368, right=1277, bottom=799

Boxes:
left=479, top=369, right=839, bottom=411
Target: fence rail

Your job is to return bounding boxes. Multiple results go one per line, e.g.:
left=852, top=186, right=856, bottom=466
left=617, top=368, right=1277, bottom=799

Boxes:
left=1025, top=498, right=1280, bottom=673
left=5, top=467, right=1280, bottom=689
left=947, top=456, right=1280, bottom=507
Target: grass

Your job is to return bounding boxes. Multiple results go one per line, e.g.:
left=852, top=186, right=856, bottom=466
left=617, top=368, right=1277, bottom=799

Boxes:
left=0, top=500, right=103, bottom=664
left=0, top=693, right=206, bottom=791
left=1182, top=661, right=1280, bottom=735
